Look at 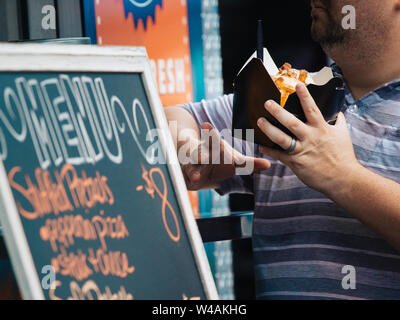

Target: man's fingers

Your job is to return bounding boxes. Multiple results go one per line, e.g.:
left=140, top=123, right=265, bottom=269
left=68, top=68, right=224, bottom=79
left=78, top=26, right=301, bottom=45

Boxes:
left=185, top=122, right=215, bottom=165
left=259, top=145, right=287, bottom=163
left=189, top=168, right=201, bottom=182
left=187, top=141, right=208, bottom=165
left=202, top=124, right=239, bottom=166
left=257, top=117, right=298, bottom=151
left=182, top=163, right=200, bottom=180
left=296, top=83, right=325, bottom=126
left=264, top=100, right=309, bottom=140
left=238, top=156, right=271, bottom=172
left=198, top=121, right=271, bottom=174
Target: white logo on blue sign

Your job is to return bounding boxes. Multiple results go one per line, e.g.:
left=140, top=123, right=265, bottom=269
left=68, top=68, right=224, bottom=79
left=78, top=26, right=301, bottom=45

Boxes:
left=123, top=0, right=163, bottom=29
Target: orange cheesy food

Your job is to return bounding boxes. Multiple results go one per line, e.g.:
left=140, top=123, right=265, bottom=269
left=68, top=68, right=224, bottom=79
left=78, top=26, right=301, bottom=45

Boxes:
left=272, top=63, right=314, bottom=107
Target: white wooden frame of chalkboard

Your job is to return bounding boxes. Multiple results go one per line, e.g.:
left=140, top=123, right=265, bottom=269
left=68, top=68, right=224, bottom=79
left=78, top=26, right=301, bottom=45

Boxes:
left=0, top=44, right=219, bottom=300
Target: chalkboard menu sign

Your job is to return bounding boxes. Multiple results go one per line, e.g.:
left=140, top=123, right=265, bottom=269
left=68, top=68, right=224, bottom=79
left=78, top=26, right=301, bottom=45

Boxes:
left=0, top=44, right=218, bottom=300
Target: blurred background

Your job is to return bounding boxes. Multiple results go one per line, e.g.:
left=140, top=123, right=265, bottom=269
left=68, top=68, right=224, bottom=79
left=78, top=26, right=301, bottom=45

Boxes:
left=0, top=0, right=328, bottom=300
left=220, top=0, right=327, bottom=94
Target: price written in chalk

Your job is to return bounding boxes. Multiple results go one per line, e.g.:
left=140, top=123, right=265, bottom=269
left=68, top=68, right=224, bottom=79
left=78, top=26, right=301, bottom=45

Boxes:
left=136, top=164, right=180, bottom=243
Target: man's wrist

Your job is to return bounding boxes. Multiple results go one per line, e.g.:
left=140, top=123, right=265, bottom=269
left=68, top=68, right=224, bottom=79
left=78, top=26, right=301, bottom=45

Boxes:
left=324, top=161, right=367, bottom=203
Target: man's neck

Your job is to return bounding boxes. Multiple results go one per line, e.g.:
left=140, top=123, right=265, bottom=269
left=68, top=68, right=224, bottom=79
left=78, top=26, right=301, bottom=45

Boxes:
left=330, top=45, right=400, bottom=102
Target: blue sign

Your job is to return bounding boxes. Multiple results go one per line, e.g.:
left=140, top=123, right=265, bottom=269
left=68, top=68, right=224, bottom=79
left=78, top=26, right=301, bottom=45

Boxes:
left=122, top=0, right=163, bottom=29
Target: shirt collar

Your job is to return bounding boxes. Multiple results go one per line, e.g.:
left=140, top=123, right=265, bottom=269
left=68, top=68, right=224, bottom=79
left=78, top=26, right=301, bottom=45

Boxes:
left=330, top=63, right=400, bottom=106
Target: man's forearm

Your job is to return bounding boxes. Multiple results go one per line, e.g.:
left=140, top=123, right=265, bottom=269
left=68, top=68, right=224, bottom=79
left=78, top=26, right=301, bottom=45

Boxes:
left=164, top=106, right=200, bottom=152
left=327, top=164, right=400, bottom=252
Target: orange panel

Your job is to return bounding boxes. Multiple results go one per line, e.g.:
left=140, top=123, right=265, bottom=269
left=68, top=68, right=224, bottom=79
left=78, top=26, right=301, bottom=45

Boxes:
left=95, top=0, right=194, bottom=107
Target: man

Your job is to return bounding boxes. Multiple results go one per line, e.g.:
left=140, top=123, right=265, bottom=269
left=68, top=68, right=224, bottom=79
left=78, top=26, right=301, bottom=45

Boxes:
left=165, top=0, right=400, bottom=299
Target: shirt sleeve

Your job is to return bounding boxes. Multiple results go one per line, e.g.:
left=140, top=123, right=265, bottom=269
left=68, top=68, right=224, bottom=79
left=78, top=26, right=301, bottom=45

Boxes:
left=177, top=94, right=255, bottom=195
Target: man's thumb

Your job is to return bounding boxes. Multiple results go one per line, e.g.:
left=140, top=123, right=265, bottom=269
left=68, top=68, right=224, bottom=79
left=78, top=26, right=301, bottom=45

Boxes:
left=335, top=112, right=347, bottom=129
left=235, top=155, right=271, bottom=172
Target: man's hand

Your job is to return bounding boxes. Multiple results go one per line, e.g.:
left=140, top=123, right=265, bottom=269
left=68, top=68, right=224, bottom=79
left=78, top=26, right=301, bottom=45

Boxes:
left=257, top=82, right=400, bottom=252
left=180, top=122, right=271, bottom=191
left=257, top=83, right=361, bottom=195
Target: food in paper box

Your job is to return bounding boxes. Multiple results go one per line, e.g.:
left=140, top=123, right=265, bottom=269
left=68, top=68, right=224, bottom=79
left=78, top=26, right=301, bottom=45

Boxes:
left=232, top=47, right=345, bottom=148
left=272, top=63, right=314, bottom=107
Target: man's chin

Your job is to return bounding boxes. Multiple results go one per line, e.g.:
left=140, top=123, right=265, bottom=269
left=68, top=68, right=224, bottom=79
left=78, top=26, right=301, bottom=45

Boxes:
left=311, top=22, right=329, bottom=43
left=311, top=20, right=346, bottom=49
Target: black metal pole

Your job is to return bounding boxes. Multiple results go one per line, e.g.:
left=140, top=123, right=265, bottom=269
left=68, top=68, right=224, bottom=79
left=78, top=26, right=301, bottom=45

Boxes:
left=257, top=19, right=263, bottom=62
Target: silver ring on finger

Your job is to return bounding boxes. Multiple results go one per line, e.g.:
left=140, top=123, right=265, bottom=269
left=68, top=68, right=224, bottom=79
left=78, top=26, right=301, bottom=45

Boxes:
left=285, top=137, right=297, bottom=154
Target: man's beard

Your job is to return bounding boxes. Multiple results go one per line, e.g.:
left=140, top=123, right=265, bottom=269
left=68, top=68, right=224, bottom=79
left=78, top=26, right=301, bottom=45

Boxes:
left=311, top=0, right=347, bottom=49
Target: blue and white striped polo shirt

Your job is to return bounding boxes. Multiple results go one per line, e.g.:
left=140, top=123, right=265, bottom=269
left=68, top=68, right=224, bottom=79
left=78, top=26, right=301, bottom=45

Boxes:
left=180, top=72, right=400, bottom=300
